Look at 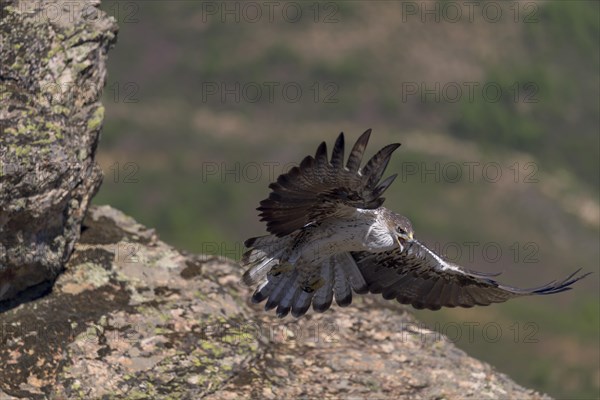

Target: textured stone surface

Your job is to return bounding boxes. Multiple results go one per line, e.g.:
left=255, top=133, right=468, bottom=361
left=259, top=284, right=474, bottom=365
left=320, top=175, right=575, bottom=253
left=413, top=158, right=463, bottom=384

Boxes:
left=0, top=0, right=118, bottom=307
left=0, top=205, right=551, bottom=399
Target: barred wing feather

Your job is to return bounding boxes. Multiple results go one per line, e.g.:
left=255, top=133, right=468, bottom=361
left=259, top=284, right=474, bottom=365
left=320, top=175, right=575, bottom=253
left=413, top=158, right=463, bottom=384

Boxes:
left=258, top=129, right=400, bottom=237
left=354, top=240, right=590, bottom=310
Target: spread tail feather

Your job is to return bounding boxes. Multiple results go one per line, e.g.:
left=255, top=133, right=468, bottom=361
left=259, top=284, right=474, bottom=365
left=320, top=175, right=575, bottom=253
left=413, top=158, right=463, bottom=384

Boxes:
left=246, top=248, right=369, bottom=318
left=265, top=268, right=298, bottom=311
left=336, top=252, right=367, bottom=294
left=242, top=234, right=291, bottom=286
left=312, top=258, right=335, bottom=313
left=333, top=260, right=352, bottom=307
left=292, top=289, right=315, bottom=317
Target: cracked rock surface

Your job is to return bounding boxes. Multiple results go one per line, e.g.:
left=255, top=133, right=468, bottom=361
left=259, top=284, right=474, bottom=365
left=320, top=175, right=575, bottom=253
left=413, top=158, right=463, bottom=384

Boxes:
left=0, top=205, right=551, bottom=399
left=0, top=0, right=118, bottom=307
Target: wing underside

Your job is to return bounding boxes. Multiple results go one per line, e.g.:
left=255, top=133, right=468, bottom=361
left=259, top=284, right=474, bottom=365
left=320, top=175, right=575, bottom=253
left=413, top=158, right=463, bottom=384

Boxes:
left=353, top=239, right=590, bottom=310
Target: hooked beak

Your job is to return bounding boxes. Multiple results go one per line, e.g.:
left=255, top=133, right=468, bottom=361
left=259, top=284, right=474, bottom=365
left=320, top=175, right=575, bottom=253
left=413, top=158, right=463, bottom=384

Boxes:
left=397, top=232, right=413, bottom=248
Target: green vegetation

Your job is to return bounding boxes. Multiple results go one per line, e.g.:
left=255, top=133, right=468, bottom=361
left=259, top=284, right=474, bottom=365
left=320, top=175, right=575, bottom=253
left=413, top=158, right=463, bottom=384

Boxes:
left=452, top=1, right=599, bottom=186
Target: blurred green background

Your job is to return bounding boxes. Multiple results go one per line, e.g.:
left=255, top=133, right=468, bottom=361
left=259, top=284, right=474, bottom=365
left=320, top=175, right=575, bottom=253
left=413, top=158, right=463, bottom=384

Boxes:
left=97, top=1, right=599, bottom=398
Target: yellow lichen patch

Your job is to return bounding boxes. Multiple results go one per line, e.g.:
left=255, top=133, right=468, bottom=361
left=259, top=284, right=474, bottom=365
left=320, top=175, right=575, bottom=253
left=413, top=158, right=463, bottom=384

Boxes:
left=87, top=105, right=105, bottom=131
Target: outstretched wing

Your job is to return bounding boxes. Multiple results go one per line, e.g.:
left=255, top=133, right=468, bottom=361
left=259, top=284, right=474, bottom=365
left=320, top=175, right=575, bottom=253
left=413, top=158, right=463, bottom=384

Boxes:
left=258, top=129, right=400, bottom=237
left=353, top=239, right=590, bottom=310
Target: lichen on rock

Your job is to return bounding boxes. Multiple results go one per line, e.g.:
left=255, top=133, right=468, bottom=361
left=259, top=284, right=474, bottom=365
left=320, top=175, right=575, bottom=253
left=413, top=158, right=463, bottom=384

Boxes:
left=0, top=0, right=118, bottom=308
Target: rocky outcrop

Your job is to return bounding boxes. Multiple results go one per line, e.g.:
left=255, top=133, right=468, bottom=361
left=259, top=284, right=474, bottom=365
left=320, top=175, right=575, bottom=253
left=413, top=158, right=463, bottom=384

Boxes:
left=0, top=0, right=117, bottom=308
left=0, top=205, right=551, bottom=399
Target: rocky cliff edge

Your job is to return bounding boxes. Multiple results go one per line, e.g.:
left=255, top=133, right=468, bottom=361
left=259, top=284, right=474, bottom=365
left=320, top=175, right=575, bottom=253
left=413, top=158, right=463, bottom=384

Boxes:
left=0, top=205, right=550, bottom=399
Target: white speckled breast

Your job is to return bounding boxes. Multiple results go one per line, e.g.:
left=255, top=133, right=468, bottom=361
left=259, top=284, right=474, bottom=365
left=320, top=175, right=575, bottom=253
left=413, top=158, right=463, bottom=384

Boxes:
left=289, top=208, right=396, bottom=265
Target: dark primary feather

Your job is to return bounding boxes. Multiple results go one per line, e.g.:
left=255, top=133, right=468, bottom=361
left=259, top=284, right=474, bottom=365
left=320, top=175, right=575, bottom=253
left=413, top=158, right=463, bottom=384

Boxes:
left=353, top=240, right=591, bottom=311
left=257, top=129, right=401, bottom=237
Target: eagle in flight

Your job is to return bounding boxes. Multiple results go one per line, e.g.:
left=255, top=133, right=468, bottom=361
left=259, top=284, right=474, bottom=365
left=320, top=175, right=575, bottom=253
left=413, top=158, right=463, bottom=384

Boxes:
left=242, top=129, right=589, bottom=318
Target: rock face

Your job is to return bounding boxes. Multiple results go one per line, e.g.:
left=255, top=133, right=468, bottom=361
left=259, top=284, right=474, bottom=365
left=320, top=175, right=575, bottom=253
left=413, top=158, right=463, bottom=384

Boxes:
left=0, top=205, right=551, bottom=399
left=0, top=0, right=118, bottom=308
